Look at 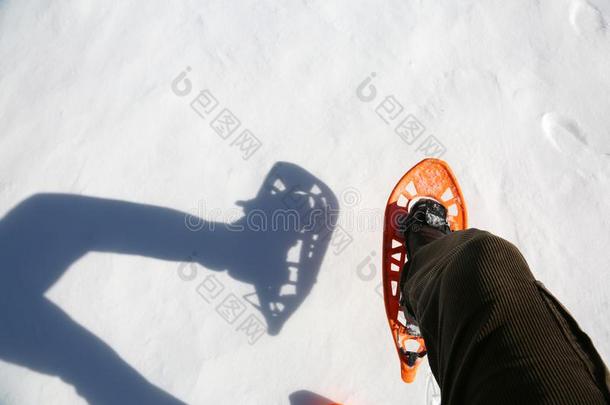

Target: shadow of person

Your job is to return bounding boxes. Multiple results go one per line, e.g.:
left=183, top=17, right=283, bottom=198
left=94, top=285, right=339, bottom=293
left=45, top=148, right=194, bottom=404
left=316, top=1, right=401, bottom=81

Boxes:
left=289, top=390, right=341, bottom=405
left=0, top=162, right=338, bottom=404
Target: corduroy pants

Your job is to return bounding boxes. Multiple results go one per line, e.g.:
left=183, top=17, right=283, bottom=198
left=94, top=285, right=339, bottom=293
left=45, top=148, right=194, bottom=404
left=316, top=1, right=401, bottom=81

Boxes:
left=403, top=228, right=609, bottom=404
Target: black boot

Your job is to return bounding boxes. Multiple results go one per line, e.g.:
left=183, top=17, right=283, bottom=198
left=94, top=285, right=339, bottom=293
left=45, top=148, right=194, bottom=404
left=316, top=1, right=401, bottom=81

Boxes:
left=401, top=198, right=450, bottom=259
left=398, top=198, right=451, bottom=313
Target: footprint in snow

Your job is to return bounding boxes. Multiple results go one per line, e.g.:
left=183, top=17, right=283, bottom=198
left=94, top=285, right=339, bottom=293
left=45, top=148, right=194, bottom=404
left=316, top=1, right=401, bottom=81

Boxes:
left=570, top=0, right=608, bottom=37
left=541, top=112, right=610, bottom=167
left=541, top=113, right=588, bottom=154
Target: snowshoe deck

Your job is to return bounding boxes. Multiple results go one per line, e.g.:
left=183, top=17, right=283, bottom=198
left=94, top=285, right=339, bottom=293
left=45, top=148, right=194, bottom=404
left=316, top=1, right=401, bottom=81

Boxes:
left=382, top=158, right=467, bottom=383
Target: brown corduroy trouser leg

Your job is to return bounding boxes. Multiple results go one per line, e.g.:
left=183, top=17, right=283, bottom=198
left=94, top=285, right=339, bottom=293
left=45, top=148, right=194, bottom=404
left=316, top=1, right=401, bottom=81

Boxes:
left=404, top=228, right=610, bottom=404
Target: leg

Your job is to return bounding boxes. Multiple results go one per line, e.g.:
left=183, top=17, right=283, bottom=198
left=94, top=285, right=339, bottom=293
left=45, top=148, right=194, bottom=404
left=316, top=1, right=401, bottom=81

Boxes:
left=0, top=296, right=185, bottom=405
left=403, top=228, right=609, bottom=404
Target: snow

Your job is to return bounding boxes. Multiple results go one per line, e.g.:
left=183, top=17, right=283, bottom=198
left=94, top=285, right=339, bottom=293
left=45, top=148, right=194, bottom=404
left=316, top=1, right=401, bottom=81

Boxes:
left=0, top=0, right=609, bottom=404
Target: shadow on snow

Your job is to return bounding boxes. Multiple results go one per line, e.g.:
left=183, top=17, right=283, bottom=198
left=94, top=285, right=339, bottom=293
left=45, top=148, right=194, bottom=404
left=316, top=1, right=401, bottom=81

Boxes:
left=0, top=162, right=338, bottom=404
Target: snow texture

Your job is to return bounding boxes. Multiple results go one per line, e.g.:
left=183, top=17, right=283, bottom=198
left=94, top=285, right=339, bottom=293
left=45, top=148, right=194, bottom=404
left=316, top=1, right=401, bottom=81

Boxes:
left=0, top=0, right=609, bottom=404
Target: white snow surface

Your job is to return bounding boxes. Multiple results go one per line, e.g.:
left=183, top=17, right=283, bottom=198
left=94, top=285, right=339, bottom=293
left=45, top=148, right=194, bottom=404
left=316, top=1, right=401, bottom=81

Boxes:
left=1, top=0, right=609, bottom=404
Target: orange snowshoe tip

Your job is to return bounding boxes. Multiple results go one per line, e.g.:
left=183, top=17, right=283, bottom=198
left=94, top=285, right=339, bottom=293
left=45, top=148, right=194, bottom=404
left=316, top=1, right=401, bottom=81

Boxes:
left=382, top=158, right=467, bottom=383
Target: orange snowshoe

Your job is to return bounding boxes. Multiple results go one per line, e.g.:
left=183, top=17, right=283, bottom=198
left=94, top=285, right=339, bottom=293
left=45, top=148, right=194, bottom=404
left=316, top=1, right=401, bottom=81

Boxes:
left=382, top=158, right=467, bottom=383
